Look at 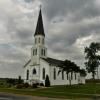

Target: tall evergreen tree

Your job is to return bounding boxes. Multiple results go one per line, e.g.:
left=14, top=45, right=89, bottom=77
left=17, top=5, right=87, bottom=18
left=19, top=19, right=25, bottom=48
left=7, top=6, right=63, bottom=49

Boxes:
left=18, top=76, right=23, bottom=84
left=45, top=75, right=50, bottom=87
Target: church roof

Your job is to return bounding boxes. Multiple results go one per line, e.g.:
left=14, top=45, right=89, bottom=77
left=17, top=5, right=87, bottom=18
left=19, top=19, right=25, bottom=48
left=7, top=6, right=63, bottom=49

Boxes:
left=34, top=8, right=45, bottom=37
left=23, top=59, right=31, bottom=68
left=24, top=57, right=64, bottom=68
left=42, top=57, right=64, bottom=66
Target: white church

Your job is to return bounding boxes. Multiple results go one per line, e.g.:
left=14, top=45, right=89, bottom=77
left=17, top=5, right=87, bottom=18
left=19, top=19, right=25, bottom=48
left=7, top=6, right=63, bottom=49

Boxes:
left=23, top=8, right=85, bottom=86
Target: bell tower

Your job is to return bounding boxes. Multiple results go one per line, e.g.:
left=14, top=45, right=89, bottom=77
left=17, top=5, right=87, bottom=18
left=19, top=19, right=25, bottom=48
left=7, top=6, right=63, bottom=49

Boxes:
left=31, top=7, right=47, bottom=65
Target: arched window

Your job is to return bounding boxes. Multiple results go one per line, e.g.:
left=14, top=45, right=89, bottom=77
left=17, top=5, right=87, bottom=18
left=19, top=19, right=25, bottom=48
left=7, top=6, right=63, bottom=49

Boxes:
left=35, top=38, right=37, bottom=44
left=62, top=71, right=64, bottom=80
left=75, top=73, right=76, bottom=80
left=54, top=68, right=56, bottom=80
left=44, top=50, right=45, bottom=56
left=42, top=38, right=44, bottom=44
left=41, top=49, right=43, bottom=55
left=35, top=49, right=37, bottom=55
left=43, top=68, right=45, bottom=80
left=67, top=73, right=68, bottom=80
left=26, top=70, right=29, bottom=80
left=33, top=50, right=34, bottom=55
left=71, top=72, right=73, bottom=80
left=39, top=37, right=40, bottom=43
left=33, top=68, right=36, bottom=74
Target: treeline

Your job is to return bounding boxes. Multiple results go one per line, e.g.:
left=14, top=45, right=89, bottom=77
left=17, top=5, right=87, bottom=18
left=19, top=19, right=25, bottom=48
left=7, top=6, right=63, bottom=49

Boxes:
left=0, top=76, right=23, bottom=85
left=86, top=79, right=100, bottom=83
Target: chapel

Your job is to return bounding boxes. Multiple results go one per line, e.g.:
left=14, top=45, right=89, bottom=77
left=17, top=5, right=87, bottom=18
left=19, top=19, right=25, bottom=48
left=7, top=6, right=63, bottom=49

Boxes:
left=23, top=8, right=85, bottom=85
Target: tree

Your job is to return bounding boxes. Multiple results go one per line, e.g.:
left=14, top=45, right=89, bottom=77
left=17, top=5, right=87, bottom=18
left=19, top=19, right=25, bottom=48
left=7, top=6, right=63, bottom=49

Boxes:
left=45, top=75, right=50, bottom=87
left=6, top=78, right=16, bottom=85
left=18, top=76, right=23, bottom=84
left=58, top=60, right=80, bottom=85
left=79, top=69, right=87, bottom=77
left=84, top=42, right=100, bottom=79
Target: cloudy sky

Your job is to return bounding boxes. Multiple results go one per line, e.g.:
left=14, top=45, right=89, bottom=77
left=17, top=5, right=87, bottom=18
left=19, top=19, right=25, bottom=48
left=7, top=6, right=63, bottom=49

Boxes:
left=0, top=0, right=100, bottom=78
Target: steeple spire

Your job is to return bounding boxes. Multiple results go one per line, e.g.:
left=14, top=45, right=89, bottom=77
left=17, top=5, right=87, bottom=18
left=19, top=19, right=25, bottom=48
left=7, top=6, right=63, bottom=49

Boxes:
left=34, top=6, right=45, bottom=37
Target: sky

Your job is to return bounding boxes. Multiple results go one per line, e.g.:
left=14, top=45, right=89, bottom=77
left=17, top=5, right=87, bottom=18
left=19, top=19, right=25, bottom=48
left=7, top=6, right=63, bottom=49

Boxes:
left=0, top=0, right=100, bottom=78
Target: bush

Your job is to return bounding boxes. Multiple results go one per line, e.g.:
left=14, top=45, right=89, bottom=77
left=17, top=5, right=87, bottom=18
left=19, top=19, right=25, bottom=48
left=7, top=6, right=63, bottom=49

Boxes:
left=45, top=75, right=50, bottom=87
left=40, top=83, right=44, bottom=86
left=23, top=83, right=29, bottom=88
left=36, top=83, right=39, bottom=86
left=6, top=78, right=17, bottom=85
left=16, top=84, right=23, bottom=89
left=0, top=83, right=3, bottom=85
left=32, top=83, right=38, bottom=88
left=18, top=76, right=23, bottom=84
left=86, top=79, right=100, bottom=83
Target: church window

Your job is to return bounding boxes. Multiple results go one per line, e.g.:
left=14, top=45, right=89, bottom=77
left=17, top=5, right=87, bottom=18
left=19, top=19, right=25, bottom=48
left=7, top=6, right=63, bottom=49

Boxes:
left=67, top=73, right=68, bottom=80
left=54, top=68, right=56, bottom=80
left=33, top=68, right=36, bottom=74
left=62, top=71, right=64, bottom=80
left=43, top=68, right=45, bottom=80
left=75, top=73, right=76, bottom=80
left=44, top=50, right=45, bottom=56
left=35, top=38, right=37, bottom=44
left=71, top=72, right=73, bottom=80
left=41, top=49, right=43, bottom=55
left=35, top=49, right=37, bottom=55
left=42, top=38, right=44, bottom=44
left=41, top=49, right=45, bottom=56
left=26, top=70, right=29, bottom=80
left=33, top=50, right=35, bottom=55
left=39, top=37, right=40, bottom=43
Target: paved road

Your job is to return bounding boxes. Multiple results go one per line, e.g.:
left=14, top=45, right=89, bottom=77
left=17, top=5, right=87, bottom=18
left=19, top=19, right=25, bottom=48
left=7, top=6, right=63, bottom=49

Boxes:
left=0, top=93, right=31, bottom=100
left=0, top=92, right=69, bottom=100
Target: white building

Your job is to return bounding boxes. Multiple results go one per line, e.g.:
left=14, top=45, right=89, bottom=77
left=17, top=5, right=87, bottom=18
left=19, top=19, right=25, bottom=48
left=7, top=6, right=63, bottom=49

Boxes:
left=23, top=8, right=85, bottom=86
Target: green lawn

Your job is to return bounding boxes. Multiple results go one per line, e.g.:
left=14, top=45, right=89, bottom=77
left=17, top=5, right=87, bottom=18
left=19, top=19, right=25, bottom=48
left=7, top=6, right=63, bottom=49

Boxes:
left=0, top=84, right=100, bottom=99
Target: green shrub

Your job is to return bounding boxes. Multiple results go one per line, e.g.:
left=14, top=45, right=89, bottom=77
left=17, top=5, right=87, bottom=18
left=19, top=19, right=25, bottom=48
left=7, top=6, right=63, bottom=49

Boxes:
left=36, top=83, right=39, bottom=86
left=40, top=83, right=44, bottom=86
left=6, top=78, right=16, bottom=85
left=32, top=83, right=38, bottom=88
left=16, top=84, right=23, bottom=89
left=23, top=83, right=29, bottom=88
left=0, top=83, right=3, bottom=85
left=86, top=79, right=100, bottom=83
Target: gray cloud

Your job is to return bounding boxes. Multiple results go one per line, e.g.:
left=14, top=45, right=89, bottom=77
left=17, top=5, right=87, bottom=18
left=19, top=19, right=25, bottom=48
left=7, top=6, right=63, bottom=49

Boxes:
left=0, top=0, right=100, bottom=78
left=24, top=0, right=34, bottom=3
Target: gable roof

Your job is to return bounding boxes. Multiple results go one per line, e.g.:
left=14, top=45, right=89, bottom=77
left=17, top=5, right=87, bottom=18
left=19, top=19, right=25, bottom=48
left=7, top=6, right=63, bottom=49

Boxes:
left=23, top=59, right=31, bottom=68
left=23, top=57, right=64, bottom=68
left=42, top=57, right=64, bottom=66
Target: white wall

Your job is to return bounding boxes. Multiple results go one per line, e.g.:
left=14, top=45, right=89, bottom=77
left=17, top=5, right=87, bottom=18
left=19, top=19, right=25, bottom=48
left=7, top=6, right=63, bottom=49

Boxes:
left=78, top=76, right=85, bottom=84
left=23, top=63, right=31, bottom=84
left=24, top=59, right=85, bottom=85
left=50, top=66, right=79, bottom=85
left=40, top=59, right=50, bottom=84
left=24, top=62, right=40, bottom=84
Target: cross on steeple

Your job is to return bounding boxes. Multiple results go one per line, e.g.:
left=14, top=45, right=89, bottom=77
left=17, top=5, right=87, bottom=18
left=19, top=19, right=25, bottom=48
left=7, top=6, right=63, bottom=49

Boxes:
left=40, top=4, right=42, bottom=9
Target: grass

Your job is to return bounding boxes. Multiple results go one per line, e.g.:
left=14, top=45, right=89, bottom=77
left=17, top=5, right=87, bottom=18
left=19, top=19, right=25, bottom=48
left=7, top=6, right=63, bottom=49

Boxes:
left=0, top=84, right=100, bottom=99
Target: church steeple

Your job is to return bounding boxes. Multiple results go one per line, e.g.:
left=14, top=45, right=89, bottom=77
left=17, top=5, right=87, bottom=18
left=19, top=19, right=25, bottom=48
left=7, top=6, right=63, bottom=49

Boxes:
left=31, top=6, right=47, bottom=65
left=34, top=7, right=45, bottom=37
